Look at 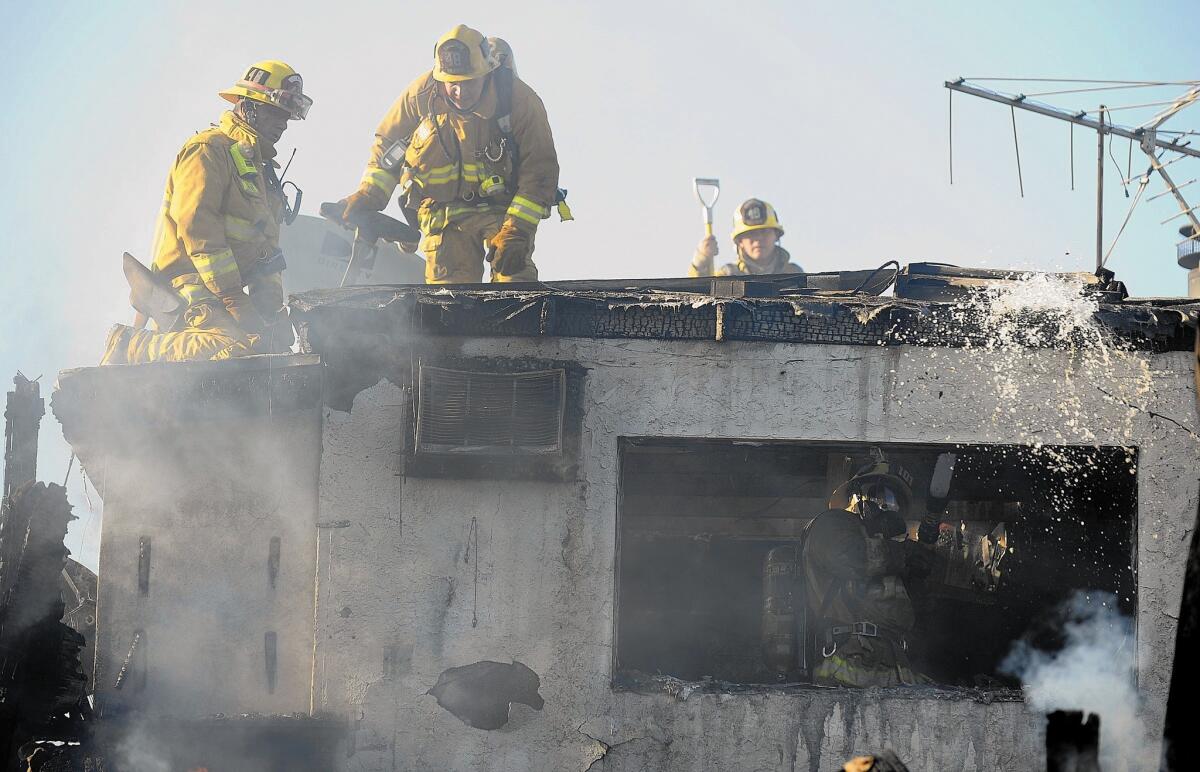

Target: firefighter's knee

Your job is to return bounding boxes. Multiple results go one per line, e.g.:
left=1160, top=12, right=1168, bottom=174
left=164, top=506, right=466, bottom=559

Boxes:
left=423, top=230, right=485, bottom=284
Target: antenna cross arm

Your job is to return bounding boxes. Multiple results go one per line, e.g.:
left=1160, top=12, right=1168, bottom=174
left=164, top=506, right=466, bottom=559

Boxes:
left=945, top=81, right=1200, bottom=160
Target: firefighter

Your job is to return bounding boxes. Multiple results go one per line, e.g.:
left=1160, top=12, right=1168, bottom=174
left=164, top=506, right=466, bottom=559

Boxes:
left=339, top=24, right=560, bottom=284
left=689, top=198, right=802, bottom=277
left=101, top=60, right=311, bottom=365
left=801, top=454, right=933, bottom=687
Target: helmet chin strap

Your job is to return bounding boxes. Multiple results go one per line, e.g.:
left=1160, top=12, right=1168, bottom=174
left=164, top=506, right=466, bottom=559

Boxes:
left=234, top=98, right=260, bottom=130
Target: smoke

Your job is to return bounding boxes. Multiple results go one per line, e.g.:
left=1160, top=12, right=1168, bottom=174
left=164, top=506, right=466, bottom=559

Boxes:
left=113, top=726, right=171, bottom=772
left=1000, top=591, right=1154, bottom=772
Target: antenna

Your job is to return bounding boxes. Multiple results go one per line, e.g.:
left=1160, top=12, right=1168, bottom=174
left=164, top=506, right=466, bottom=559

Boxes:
left=946, top=78, right=1200, bottom=273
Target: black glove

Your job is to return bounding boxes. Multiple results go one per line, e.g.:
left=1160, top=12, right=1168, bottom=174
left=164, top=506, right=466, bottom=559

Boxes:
left=903, top=540, right=935, bottom=580
left=917, top=515, right=941, bottom=545
left=262, top=309, right=296, bottom=353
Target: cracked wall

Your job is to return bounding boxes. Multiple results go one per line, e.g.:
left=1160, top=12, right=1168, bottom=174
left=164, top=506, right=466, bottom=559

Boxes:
left=312, top=336, right=1198, bottom=771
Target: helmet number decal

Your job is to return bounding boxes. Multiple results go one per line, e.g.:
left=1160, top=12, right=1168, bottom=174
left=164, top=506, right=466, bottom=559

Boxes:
left=741, top=200, right=767, bottom=226
left=437, top=40, right=472, bottom=76
left=245, top=67, right=272, bottom=85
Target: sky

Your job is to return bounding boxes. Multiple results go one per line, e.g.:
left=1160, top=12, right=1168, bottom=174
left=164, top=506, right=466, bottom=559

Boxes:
left=1, top=0, right=1197, bottom=569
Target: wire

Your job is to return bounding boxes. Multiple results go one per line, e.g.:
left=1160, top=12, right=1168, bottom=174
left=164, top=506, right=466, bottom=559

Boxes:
left=1102, top=98, right=1195, bottom=112
left=1108, top=130, right=1129, bottom=197
left=949, top=88, right=954, bottom=185
left=1070, top=122, right=1075, bottom=191
left=850, top=260, right=902, bottom=294
left=1102, top=171, right=1150, bottom=267
left=964, top=78, right=1199, bottom=85
left=1011, top=106, right=1025, bottom=197
left=1023, top=82, right=1200, bottom=98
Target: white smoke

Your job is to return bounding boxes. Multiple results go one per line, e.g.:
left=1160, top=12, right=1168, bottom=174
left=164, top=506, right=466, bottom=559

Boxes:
left=1000, top=591, right=1154, bottom=772
left=113, top=725, right=171, bottom=772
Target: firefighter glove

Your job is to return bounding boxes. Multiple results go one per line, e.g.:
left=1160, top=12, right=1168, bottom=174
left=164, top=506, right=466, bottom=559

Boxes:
left=340, top=189, right=384, bottom=225
left=917, top=515, right=941, bottom=545
left=487, top=217, right=533, bottom=277
left=698, top=235, right=719, bottom=260
left=220, top=292, right=266, bottom=335
left=262, top=309, right=296, bottom=353
left=902, top=540, right=935, bottom=580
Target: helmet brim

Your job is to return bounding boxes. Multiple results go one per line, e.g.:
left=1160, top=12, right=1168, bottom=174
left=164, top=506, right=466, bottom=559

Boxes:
left=432, top=64, right=497, bottom=84
left=732, top=226, right=785, bottom=242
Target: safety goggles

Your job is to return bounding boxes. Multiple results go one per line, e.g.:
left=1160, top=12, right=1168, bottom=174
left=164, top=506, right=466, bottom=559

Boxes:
left=859, top=484, right=900, bottom=512
left=236, top=80, right=313, bottom=120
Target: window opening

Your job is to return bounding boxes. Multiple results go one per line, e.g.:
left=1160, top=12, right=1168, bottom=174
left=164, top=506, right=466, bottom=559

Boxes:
left=614, top=439, right=1137, bottom=690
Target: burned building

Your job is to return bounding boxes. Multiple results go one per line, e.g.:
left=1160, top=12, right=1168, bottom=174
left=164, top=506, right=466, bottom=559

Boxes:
left=49, top=265, right=1200, bottom=770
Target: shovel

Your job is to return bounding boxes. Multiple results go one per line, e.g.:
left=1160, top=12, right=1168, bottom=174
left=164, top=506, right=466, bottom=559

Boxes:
left=692, top=177, right=721, bottom=238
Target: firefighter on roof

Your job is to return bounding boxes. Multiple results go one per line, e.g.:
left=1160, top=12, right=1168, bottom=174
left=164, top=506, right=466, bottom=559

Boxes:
left=338, top=25, right=561, bottom=284
left=689, top=198, right=803, bottom=277
left=102, top=60, right=311, bottom=364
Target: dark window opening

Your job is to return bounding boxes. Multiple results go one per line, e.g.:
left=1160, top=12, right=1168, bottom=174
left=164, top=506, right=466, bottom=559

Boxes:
left=614, top=438, right=1137, bottom=689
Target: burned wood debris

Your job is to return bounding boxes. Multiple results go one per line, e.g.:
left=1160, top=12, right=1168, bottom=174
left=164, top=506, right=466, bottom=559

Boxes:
left=0, top=483, right=89, bottom=769
left=288, top=266, right=1200, bottom=356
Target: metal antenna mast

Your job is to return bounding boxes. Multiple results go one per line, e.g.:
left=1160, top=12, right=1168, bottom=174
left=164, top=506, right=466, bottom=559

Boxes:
left=946, top=79, right=1200, bottom=271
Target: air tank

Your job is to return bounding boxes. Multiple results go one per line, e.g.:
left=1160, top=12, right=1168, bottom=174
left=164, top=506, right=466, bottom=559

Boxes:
left=762, top=545, right=806, bottom=678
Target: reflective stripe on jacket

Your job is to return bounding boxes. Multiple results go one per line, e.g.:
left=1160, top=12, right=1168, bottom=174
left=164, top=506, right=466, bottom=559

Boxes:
left=152, top=111, right=284, bottom=296
left=357, top=70, right=559, bottom=233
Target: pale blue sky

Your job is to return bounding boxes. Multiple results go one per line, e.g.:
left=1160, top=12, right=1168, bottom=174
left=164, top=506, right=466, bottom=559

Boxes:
left=1, top=0, right=1196, bottom=567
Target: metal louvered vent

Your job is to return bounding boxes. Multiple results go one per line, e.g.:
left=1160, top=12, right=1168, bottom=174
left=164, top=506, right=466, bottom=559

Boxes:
left=417, top=366, right=565, bottom=455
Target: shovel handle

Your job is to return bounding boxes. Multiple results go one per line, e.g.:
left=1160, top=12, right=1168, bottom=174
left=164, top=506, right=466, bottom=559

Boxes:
left=693, top=177, right=720, bottom=239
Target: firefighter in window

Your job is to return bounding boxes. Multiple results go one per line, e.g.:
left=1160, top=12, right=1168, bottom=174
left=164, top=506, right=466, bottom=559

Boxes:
left=800, top=454, right=936, bottom=687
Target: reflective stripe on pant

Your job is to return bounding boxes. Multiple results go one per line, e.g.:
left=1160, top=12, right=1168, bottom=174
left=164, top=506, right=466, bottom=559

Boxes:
left=102, top=298, right=258, bottom=364
left=811, top=635, right=924, bottom=688
left=420, top=209, right=538, bottom=284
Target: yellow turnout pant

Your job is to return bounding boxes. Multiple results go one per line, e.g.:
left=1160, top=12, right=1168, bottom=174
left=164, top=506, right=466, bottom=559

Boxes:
left=421, top=209, right=538, bottom=284
left=101, top=300, right=258, bottom=364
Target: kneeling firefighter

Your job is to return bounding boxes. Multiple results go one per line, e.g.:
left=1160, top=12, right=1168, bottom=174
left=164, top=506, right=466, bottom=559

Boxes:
left=339, top=25, right=565, bottom=284
left=800, top=453, right=935, bottom=687
left=102, top=60, right=311, bottom=364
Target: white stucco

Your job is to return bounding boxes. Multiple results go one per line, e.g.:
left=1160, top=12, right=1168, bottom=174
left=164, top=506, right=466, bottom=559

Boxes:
left=302, top=336, right=1197, bottom=771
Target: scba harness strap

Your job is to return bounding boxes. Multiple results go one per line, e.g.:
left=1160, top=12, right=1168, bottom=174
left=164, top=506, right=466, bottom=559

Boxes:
left=822, top=621, right=909, bottom=657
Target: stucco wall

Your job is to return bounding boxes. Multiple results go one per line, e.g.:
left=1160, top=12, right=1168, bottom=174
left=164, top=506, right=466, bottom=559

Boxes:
left=311, top=336, right=1198, bottom=771
left=91, top=406, right=322, bottom=718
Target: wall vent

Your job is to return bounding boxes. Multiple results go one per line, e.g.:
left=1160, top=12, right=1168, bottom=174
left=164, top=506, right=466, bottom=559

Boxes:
left=417, top=366, right=565, bottom=455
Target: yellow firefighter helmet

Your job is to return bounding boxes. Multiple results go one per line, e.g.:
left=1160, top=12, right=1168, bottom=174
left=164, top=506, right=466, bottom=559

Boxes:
left=731, top=198, right=784, bottom=241
left=829, top=457, right=915, bottom=515
left=433, top=25, right=497, bottom=83
left=219, top=60, right=312, bottom=120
